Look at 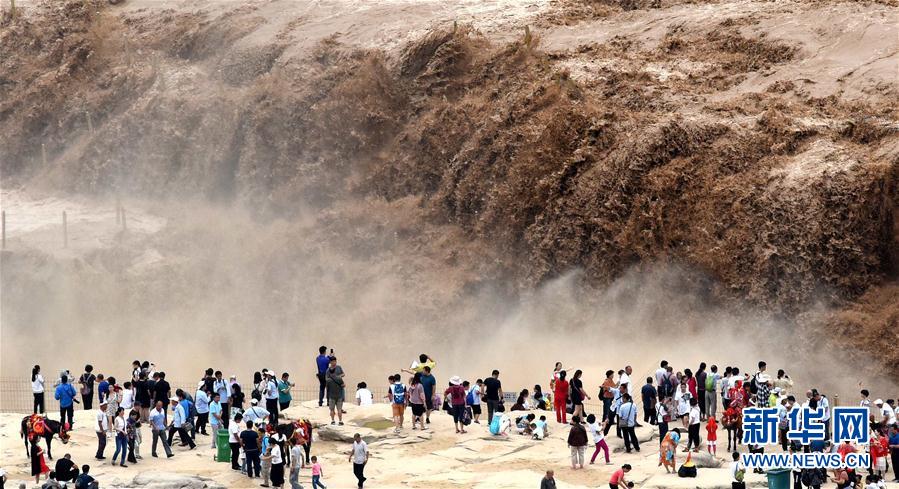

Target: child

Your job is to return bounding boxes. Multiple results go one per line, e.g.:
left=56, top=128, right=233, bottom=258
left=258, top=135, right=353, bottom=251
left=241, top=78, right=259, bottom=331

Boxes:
left=260, top=432, right=273, bottom=487
left=355, top=382, right=373, bottom=406
left=532, top=415, right=549, bottom=440
left=311, top=456, right=327, bottom=489
left=706, top=416, right=718, bottom=455
left=586, top=414, right=610, bottom=465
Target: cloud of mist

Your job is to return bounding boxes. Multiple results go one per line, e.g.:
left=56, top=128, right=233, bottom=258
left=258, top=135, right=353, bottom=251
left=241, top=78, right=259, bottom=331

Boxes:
left=2, top=194, right=893, bottom=405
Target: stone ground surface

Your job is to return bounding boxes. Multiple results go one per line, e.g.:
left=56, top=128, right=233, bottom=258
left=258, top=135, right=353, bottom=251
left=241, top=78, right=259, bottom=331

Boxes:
left=0, top=401, right=779, bottom=488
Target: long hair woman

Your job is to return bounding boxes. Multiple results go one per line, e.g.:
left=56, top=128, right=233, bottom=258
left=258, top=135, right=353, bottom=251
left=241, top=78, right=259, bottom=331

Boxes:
left=31, top=365, right=45, bottom=414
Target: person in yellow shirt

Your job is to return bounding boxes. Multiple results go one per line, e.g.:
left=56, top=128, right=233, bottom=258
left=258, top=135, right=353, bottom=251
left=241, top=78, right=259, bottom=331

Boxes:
left=403, top=354, right=436, bottom=375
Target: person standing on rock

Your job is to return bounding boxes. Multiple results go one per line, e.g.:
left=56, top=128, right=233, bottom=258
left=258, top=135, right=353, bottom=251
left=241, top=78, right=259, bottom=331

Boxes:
left=287, top=437, right=305, bottom=489
left=55, top=374, right=77, bottom=429
left=167, top=397, right=196, bottom=450
left=278, top=372, right=294, bottom=414
left=696, top=363, right=708, bottom=421
left=325, top=356, right=346, bottom=425
left=269, top=433, right=287, bottom=489
left=567, top=415, right=588, bottom=470
left=240, top=419, right=262, bottom=479
left=265, top=372, right=280, bottom=422
left=213, top=371, right=231, bottom=428
left=94, top=400, right=109, bottom=460
left=228, top=413, right=243, bottom=472
left=316, top=347, right=330, bottom=408
left=349, top=433, right=369, bottom=489
left=618, top=394, right=640, bottom=453
left=483, top=370, right=503, bottom=424
left=419, top=366, right=437, bottom=424
left=642, top=377, right=657, bottom=425
left=79, top=365, right=96, bottom=411
left=148, top=400, right=173, bottom=458
left=388, top=374, right=407, bottom=433
left=554, top=371, right=569, bottom=424
left=445, top=376, right=468, bottom=434
left=705, top=365, right=720, bottom=420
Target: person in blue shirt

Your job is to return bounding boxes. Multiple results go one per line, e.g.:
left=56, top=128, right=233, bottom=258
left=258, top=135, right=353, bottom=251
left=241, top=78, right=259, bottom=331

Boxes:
left=96, top=375, right=109, bottom=405
left=74, top=464, right=97, bottom=489
left=419, top=366, right=437, bottom=424
left=888, top=424, right=899, bottom=482
left=316, top=346, right=331, bottom=407
left=55, top=375, right=78, bottom=428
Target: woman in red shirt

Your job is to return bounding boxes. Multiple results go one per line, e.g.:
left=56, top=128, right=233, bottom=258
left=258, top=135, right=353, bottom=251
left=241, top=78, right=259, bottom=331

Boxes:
left=554, top=371, right=570, bottom=424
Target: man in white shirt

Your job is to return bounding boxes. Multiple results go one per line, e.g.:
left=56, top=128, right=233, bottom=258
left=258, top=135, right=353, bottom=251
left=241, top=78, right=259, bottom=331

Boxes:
left=655, top=361, right=669, bottom=393
left=243, top=399, right=270, bottom=425
left=619, top=366, right=632, bottom=392
left=167, top=397, right=196, bottom=449
left=288, top=437, right=306, bottom=489
left=228, top=413, right=243, bottom=472
left=213, top=371, right=231, bottom=428
left=265, top=374, right=280, bottom=421
left=618, top=394, right=640, bottom=453
left=148, top=401, right=173, bottom=458
left=813, top=390, right=830, bottom=438
left=349, top=433, right=369, bottom=488
left=95, top=401, right=108, bottom=460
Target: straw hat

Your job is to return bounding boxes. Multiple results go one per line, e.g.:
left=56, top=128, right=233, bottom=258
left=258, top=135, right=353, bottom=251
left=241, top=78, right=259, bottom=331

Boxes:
left=450, top=376, right=462, bottom=386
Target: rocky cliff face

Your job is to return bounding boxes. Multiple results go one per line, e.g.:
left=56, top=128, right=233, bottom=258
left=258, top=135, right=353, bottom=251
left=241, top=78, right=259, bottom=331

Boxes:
left=1, top=0, right=897, bottom=377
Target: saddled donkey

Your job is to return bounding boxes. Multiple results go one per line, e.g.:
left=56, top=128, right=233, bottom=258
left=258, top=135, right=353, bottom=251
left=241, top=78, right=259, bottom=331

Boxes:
left=20, top=415, right=70, bottom=460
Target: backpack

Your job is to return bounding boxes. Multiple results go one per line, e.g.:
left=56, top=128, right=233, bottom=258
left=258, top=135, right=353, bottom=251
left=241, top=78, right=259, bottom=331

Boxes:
left=661, top=375, right=673, bottom=397
left=749, top=374, right=760, bottom=395
left=391, top=384, right=406, bottom=404
left=465, top=388, right=476, bottom=406
left=462, top=407, right=472, bottom=426
left=704, top=374, right=715, bottom=391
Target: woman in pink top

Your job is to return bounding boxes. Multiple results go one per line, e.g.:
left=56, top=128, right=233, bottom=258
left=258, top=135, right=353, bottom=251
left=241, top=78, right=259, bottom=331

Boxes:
left=609, top=464, right=631, bottom=489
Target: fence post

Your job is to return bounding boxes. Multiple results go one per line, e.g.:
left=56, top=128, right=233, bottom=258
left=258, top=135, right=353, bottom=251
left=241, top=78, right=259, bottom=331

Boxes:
left=62, top=211, right=68, bottom=248
left=86, top=111, right=93, bottom=134
left=121, top=207, right=127, bottom=230
left=115, top=197, right=121, bottom=225
left=1, top=210, right=5, bottom=249
left=41, top=143, right=47, bottom=167
left=9, top=0, right=15, bottom=19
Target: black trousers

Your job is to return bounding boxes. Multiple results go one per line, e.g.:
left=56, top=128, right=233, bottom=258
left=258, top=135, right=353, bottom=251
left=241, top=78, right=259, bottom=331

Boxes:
left=245, top=449, right=261, bottom=477
left=891, top=448, right=899, bottom=481
left=127, top=438, right=137, bottom=463
left=602, top=398, right=612, bottom=421
left=604, top=412, right=619, bottom=436
left=229, top=442, right=241, bottom=470
left=698, top=389, right=706, bottom=415
left=196, top=413, right=209, bottom=434
left=60, top=405, right=74, bottom=427
left=621, top=426, right=640, bottom=452
left=34, top=393, right=45, bottom=414
left=643, top=403, right=657, bottom=424
left=82, top=392, right=93, bottom=410
left=58, top=467, right=79, bottom=482
left=687, top=423, right=701, bottom=450
left=353, top=462, right=367, bottom=487
left=221, top=403, right=230, bottom=428
left=266, top=398, right=279, bottom=421
left=95, top=431, right=107, bottom=458
left=303, top=440, right=312, bottom=464
left=167, top=426, right=195, bottom=448
left=317, top=373, right=326, bottom=406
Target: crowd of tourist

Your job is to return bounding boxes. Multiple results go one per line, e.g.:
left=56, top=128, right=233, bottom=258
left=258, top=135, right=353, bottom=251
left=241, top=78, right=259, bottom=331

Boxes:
left=12, top=351, right=899, bottom=489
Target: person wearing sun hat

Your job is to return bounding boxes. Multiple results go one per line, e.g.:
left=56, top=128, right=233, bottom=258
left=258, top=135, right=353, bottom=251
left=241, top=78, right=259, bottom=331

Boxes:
left=444, top=376, right=468, bottom=434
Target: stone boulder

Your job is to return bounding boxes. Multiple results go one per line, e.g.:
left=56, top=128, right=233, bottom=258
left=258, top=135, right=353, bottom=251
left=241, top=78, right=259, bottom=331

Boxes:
left=109, top=472, right=225, bottom=489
